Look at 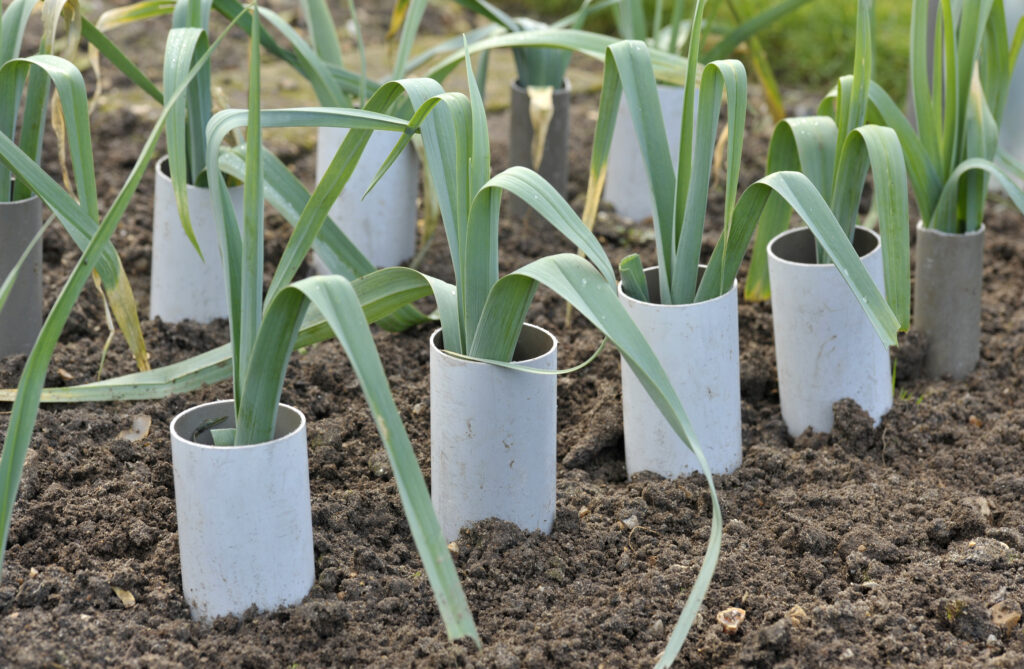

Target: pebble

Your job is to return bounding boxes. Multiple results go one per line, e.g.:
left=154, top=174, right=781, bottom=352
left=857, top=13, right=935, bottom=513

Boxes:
left=952, top=537, right=1016, bottom=567
left=367, top=451, right=391, bottom=479
left=112, top=586, right=136, bottom=609
left=787, top=605, right=809, bottom=626
left=614, top=515, right=639, bottom=531
left=961, top=496, right=992, bottom=524
left=716, top=607, right=746, bottom=635
left=989, top=600, right=1022, bottom=633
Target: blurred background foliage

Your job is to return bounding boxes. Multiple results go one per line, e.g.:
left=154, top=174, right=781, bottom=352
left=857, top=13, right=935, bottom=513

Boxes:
left=496, top=0, right=913, bottom=103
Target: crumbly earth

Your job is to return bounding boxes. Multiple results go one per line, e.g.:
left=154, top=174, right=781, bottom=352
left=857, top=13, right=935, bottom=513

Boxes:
left=1, top=7, right=1023, bottom=669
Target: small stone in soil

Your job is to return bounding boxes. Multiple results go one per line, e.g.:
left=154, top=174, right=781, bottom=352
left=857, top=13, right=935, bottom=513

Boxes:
left=112, top=587, right=136, bottom=609
left=961, top=496, right=993, bottom=524
left=717, top=607, right=746, bottom=635
left=951, top=538, right=1016, bottom=567
left=787, top=605, right=809, bottom=626
left=367, top=451, right=391, bottom=479
left=943, top=599, right=1000, bottom=641
left=988, top=600, right=1022, bottom=633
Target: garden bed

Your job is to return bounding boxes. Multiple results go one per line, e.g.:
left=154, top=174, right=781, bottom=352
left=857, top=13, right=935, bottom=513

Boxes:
left=1, top=16, right=1024, bottom=669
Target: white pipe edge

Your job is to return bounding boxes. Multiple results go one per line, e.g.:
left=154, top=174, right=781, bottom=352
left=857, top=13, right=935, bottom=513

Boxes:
left=312, top=126, right=418, bottom=271
left=170, top=399, right=315, bottom=621
left=151, top=156, right=244, bottom=324
left=619, top=266, right=742, bottom=478
left=767, top=226, right=892, bottom=437
left=429, top=324, right=557, bottom=543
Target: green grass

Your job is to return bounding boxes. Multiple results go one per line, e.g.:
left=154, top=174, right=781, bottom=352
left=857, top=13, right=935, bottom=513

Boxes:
left=507, top=0, right=912, bottom=103
left=755, top=1, right=910, bottom=102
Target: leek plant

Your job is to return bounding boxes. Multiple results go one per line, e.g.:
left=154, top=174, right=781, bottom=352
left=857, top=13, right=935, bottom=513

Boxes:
left=89, top=0, right=235, bottom=252
left=201, top=12, right=480, bottom=641
left=583, top=0, right=905, bottom=346
left=92, top=0, right=349, bottom=257
left=95, top=2, right=406, bottom=319
left=334, top=50, right=723, bottom=667
left=740, top=0, right=911, bottom=342
left=0, top=0, right=150, bottom=371
left=612, top=0, right=817, bottom=120
left=859, top=0, right=1024, bottom=377
left=17, top=47, right=729, bottom=664
left=0, top=6, right=480, bottom=644
left=0, top=4, right=250, bottom=595
left=93, top=0, right=434, bottom=327
left=861, top=0, right=1024, bottom=233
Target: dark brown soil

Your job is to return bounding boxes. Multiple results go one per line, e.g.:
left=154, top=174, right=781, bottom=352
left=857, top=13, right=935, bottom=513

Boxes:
left=2, top=9, right=1024, bottom=669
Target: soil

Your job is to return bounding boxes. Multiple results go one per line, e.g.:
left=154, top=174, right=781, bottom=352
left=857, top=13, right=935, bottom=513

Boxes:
left=2, top=8, right=1024, bottom=669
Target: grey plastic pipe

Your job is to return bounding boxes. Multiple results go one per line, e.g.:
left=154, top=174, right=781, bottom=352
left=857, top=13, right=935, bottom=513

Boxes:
left=605, top=84, right=693, bottom=222
left=0, top=191, right=41, bottom=357
left=508, top=80, right=570, bottom=222
left=913, top=221, right=984, bottom=379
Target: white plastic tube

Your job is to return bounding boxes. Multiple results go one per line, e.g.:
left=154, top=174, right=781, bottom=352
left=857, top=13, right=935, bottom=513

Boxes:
left=768, top=226, right=892, bottom=437
left=604, top=84, right=691, bottom=222
left=0, top=192, right=41, bottom=357
left=619, top=267, right=742, bottom=478
left=429, top=324, right=557, bottom=542
left=313, top=126, right=417, bottom=269
left=170, top=400, right=314, bottom=621
left=150, top=157, right=244, bottom=323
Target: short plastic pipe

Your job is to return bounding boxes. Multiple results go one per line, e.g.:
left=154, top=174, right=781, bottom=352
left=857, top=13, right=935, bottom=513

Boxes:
left=170, top=400, right=314, bottom=621
left=605, top=84, right=693, bottom=222
left=429, top=324, right=557, bottom=542
left=508, top=80, right=570, bottom=222
left=619, top=266, right=742, bottom=478
left=913, top=221, right=984, bottom=380
left=768, top=226, right=892, bottom=437
left=0, top=191, right=42, bottom=357
left=313, top=126, right=418, bottom=270
left=150, top=157, right=244, bottom=323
